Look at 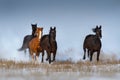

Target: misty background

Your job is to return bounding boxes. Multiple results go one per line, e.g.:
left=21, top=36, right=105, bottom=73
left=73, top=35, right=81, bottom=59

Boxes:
left=0, top=0, right=120, bottom=62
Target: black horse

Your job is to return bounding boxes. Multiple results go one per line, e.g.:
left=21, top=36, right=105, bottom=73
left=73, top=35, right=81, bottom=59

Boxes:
left=18, top=24, right=37, bottom=54
left=40, top=27, right=57, bottom=64
left=83, top=25, right=102, bottom=61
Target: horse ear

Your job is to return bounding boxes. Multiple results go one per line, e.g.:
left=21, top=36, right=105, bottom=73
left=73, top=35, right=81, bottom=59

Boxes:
left=42, top=27, right=43, bottom=30
left=36, top=23, right=37, bottom=26
left=96, top=25, right=98, bottom=28
left=32, top=24, right=34, bottom=29
left=50, top=27, right=52, bottom=30
left=54, top=27, right=56, bottom=30
left=99, top=25, right=102, bottom=29
left=32, top=25, right=37, bottom=30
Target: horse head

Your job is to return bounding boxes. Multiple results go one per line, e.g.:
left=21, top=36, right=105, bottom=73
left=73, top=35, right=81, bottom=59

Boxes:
left=92, top=25, right=102, bottom=38
left=49, top=27, right=56, bottom=40
left=35, top=27, right=43, bottom=39
left=31, top=24, right=37, bottom=36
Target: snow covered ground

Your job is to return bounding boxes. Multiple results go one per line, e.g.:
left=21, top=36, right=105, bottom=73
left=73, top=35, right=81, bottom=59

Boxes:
left=0, top=68, right=119, bottom=80
left=0, top=60, right=120, bottom=80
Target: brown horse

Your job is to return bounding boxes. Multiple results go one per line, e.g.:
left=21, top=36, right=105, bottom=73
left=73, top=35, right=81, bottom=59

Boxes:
left=40, top=27, right=57, bottom=64
left=29, top=27, right=43, bottom=62
left=83, top=25, right=102, bottom=61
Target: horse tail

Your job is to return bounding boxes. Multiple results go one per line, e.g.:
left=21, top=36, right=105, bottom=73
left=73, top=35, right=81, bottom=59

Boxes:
left=18, top=37, right=29, bottom=51
left=18, top=47, right=25, bottom=51
left=18, top=44, right=28, bottom=54
left=18, top=43, right=28, bottom=51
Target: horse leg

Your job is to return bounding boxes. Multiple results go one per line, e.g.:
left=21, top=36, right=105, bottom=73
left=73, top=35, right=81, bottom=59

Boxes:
left=97, top=50, right=100, bottom=61
left=87, top=50, right=90, bottom=58
left=34, top=53, right=36, bottom=61
left=41, top=50, right=44, bottom=63
left=47, top=50, right=51, bottom=64
left=46, top=51, right=49, bottom=61
left=36, top=51, right=40, bottom=62
left=31, top=54, right=34, bottom=62
left=52, top=50, right=56, bottom=62
left=31, top=52, right=36, bottom=62
left=90, top=51, right=93, bottom=61
left=49, top=53, right=51, bottom=64
left=83, top=48, right=86, bottom=60
left=24, top=49, right=26, bottom=53
left=29, top=49, right=33, bottom=61
left=36, top=56, right=39, bottom=63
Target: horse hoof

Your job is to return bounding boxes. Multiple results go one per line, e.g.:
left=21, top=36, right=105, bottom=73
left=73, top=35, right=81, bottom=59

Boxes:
left=97, top=59, right=99, bottom=62
left=49, top=61, right=51, bottom=64
left=83, top=57, right=85, bottom=60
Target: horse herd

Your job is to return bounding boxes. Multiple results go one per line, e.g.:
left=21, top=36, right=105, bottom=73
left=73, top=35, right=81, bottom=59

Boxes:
left=18, top=24, right=102, bottom=64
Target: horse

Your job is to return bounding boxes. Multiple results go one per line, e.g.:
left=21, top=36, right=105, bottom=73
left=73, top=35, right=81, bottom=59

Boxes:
left=40, top=27, right=57, bottom=64
left=83, top=25, right=102, bottom=61
left=28, top=27, right=43, bottom=62
left=18, top=24, right=37, bottom=54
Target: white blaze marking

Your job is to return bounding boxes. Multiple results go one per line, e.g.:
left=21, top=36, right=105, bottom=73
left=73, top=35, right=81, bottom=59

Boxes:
left=39, top=31, right=41, bottom=39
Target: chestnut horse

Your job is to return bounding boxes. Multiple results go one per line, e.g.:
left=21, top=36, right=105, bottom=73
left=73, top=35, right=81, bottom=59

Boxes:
left=18, top=24, right=37, bottom=54
left=40, top=27, right=57, bottom=64
left=29, top=27, right=43, bottom=62
left=83, top=25, right=102, bottom=61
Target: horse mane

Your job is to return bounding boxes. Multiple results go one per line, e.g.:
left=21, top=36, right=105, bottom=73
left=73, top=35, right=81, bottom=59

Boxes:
left=40, top=34, right=49, bottom=41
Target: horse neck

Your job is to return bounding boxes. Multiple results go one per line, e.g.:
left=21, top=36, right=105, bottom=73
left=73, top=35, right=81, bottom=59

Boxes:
left=49, top=34, right=55, bottom=42
left=32, top=29, right=36, bottom=36
left=48, top=35, right=55, bottom=48
left=37, top=31, right=42, bottom=41
left=95, top=33, right=100, bottom=39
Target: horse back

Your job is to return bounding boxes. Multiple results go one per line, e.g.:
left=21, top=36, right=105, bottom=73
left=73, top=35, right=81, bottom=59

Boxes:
left=83, top=34, right=101, bottom=51
left=18, top=35, right=34, bottom=51
left=24, top=35, right=34, bottom=45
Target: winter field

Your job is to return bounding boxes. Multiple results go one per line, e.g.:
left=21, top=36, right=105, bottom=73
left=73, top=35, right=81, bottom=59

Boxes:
left=0, top=53, right=120, bottom=80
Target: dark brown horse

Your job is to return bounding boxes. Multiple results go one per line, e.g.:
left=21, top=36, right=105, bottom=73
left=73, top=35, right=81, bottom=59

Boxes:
left=40, top=27, right=57, bottom=64
left=28, top=27, right=43, bottom=62
left=18, top=24, right=37, bottom=53
left=83, top=25, right=102, bottom=61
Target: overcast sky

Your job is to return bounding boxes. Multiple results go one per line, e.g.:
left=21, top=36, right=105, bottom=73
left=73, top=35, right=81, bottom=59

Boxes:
left=0, top=0, right=120, bottom=61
